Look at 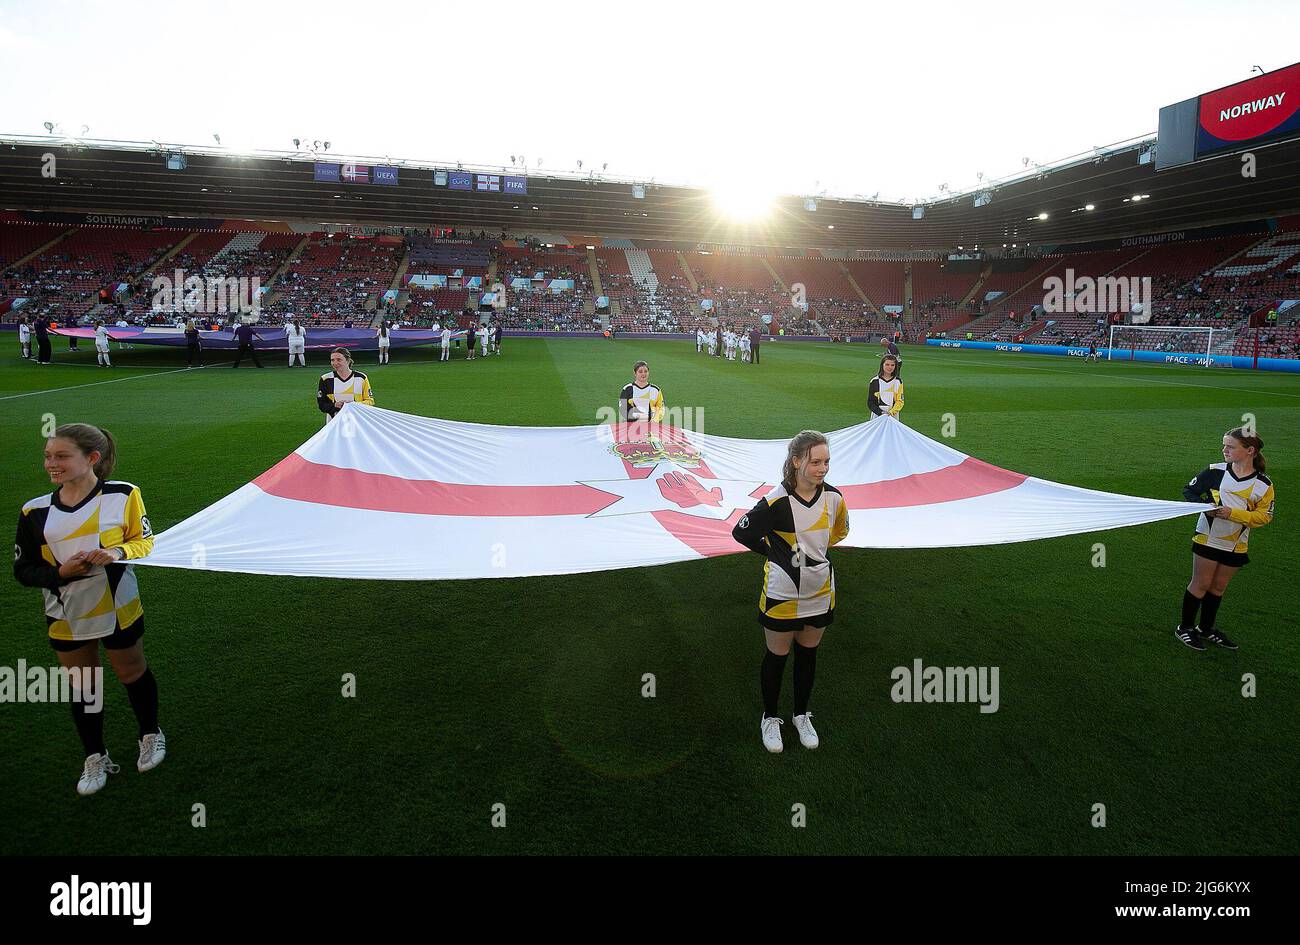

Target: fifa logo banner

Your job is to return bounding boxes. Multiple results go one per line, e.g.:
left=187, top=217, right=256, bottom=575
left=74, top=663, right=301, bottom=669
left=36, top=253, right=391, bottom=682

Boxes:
left=504, top=176, right=528, bottom=194
left=131, top=406, right=1211, bottom=581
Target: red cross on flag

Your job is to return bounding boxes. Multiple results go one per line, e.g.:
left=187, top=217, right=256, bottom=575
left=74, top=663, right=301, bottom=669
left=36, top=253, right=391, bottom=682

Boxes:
left=133, top=405, right=1209, bottom=580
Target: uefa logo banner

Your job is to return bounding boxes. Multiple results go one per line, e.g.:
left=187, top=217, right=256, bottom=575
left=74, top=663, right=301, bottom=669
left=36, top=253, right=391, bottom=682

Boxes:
left=373, top=166, right=399, bottom=186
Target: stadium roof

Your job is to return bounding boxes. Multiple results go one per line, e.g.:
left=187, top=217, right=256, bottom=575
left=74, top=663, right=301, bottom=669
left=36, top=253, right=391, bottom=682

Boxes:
left=2, top=135, right=1300, bottom=252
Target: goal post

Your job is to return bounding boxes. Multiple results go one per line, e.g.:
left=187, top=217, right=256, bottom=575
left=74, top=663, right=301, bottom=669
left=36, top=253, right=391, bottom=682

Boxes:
left=1107, top=325, right=1239, bottom=367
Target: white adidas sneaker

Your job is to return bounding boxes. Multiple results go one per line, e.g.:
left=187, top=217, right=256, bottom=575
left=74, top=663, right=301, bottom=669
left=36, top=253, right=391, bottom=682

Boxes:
left=137, top=729, right=166, bottom=773
left=760, top=716, right=784, bottom=753
left=77, top=752, right=121, bottom=796
left=792, top=713, right=820, bottom=749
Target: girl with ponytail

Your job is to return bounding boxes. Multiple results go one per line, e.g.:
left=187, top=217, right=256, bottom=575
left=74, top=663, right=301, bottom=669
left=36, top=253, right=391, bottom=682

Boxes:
left=13, top=423, right=166, bottom=795
left=1175, top=426, right=1274, bottom=651
left=733, top=431, right=850, bottom=754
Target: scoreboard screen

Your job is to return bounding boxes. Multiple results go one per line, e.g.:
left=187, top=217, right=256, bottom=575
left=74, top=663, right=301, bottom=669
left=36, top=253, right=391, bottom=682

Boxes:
left=1156, top=61, right=1300, bottom=170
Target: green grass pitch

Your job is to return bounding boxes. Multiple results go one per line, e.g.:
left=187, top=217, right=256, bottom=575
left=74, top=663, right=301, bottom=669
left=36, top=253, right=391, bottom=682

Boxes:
left=1, top=337, right=1296, bottom=855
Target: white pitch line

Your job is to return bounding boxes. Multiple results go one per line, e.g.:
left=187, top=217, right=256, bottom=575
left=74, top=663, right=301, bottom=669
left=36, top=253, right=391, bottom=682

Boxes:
left=918, top=353, right=1300, bottom=400
left=0, top=367, right=197, bottom=401
left=803, top=345, right=1300, bottom=400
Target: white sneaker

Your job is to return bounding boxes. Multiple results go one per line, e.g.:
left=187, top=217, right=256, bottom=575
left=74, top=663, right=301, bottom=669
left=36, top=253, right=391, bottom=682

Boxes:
left=137, top=729, right=166, bottom=773
left=760, top=716, right=784, bottom=753
left=77, top=752, right=120, bottom=796
left=792, top=713, right=820, bottom=749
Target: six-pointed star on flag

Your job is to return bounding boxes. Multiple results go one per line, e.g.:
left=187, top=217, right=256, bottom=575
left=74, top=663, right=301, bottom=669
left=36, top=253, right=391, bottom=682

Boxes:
left=579, top=464, right=769, bottom=519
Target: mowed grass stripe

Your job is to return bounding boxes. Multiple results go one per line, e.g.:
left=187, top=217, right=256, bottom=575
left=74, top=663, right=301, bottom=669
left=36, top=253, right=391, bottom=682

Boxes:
left=0, top=339, right=1294, bottom=854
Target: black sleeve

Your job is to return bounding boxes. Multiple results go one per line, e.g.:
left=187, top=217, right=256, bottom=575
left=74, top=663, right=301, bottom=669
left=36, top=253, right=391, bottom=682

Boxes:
left=1183, top=467, right=1216, bottom=503
left=867, top=378, right=882, bottom=416
left=731, top=497, right=774, bottom=555
left=14, top=510, right=66, bottom=590
left=317, top=377, right=338, bottom=416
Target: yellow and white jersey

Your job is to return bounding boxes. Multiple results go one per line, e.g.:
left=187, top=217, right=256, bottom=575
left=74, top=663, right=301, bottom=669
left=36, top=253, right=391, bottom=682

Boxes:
left=1184, top=463, right=1275, bottom=553
left=732, top=483, right=850, bottom=622
left=868, top=375, right=904, bottom=417
left=317, top=370, right=374, bottom=420
left=619, top=382, right=665, bottom=422
left=13, top=480, right=154, bottom=642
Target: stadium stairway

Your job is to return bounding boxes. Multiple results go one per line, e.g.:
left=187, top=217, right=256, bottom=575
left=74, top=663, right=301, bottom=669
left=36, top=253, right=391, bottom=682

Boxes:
left=587, top=248, right=604, bottom=297
left=960, top=262, right=992, bottom=308
left=838, top=262, right=878, bottom=313
left=8, top=226, right=76, bottom=270
left=761, top=257, right=788, bottom=295
left=904, top=264, right=914, bottom=316
left=388, top=246, right=410, bottom=296
left=267, top=235, right=311, bottom=289
left=143, top=232, right=199, bottom=275
left=675, top=252, right=699, bottom=292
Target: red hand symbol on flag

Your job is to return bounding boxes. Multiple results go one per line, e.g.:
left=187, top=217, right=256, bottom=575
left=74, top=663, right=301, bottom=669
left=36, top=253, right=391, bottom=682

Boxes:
left=657, top=471, right=723, bottom=508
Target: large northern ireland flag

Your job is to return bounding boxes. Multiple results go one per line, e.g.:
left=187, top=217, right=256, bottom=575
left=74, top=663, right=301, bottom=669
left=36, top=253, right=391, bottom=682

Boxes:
left=134, top=404, right=1210, bottom=580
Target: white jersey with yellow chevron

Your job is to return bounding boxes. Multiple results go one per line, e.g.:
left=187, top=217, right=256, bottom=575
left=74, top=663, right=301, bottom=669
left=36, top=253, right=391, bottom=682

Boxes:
left=869, top=375, right=904, bottom=416
left=1187, top=463, right=1275, bottom=553
left=619, top=381, right=664, bottom=422
left=15, top=481, right=154, bottom=642
left=734, top=483, right=850, bottom=622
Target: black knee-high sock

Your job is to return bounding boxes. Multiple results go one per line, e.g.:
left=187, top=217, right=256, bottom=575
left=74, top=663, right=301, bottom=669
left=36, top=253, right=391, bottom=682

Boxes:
left=1180, top=590, right=1202, bottom=630
left=70, top=697, right=106, bottom=757
left=793, top=642, right=818, bottom=716
left=761, top=650, right=788, bottom=718
left=124, top=668, right=159, bottom=738
left=1199, top=592, right=1223, bottom=631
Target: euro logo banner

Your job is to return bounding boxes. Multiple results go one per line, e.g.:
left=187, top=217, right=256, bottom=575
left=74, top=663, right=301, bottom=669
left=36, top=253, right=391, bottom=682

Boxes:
left=133, top=405, right=1211, bottom=581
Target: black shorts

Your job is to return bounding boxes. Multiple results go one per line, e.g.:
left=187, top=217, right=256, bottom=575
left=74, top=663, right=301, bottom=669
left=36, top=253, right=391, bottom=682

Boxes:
left=49, top=617, right=145, bottom=653
left=759, top=608, right=834, bottom=633
left=1191, top=542, right=1249, bottom=568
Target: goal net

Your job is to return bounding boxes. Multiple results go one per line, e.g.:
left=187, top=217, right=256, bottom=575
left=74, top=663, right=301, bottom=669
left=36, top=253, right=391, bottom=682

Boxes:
left=1107, top=325, right=1238, bottom=367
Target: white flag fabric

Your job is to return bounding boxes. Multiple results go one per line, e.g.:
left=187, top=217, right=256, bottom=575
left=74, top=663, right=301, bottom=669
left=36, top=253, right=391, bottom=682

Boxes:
left=134, top=404, right=1210, bottom=580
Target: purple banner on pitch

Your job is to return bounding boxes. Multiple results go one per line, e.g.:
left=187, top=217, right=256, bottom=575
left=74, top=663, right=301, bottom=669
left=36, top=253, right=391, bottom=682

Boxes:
left=504, top=176, right=528, bottom=195
left=314, top=163, right=340, bottom=183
